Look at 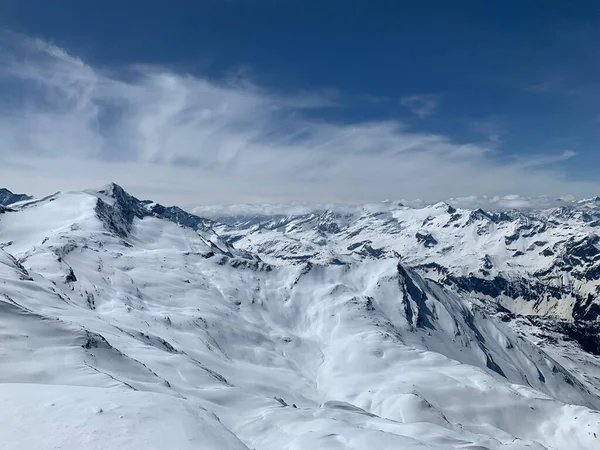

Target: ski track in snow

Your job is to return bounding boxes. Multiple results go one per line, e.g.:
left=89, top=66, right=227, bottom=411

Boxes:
left=0, top=185, right=599, bottom=449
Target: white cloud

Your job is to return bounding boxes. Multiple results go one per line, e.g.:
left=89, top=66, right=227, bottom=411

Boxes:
left=192, top=194, right=584, bottom=218
left=0, top=34, right=598, bottom=207
left=513, top=149, right=577, bottom=169
left=400, top=94, right=439, bottom=118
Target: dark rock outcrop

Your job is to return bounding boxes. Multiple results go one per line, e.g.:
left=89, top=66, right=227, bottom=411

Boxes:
left=0, top=188, right=32, bottom=206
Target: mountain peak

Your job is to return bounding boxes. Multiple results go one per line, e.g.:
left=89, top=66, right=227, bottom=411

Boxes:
left=431, top=201, right=457, bottom=214
left=96, top=182, right=128, bottom=197
left=0, top=188, right=32, bottom=206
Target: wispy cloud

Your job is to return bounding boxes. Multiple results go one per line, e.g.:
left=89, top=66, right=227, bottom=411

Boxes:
left=514, top=150, right=577, bottom=169
left=0, top=33, right=598, bottom=207
left=360, top=94, right=393, bottom=104
left=469, top=118, right=507, bottom=145
left=526, top=81, right=556, bottom=94
left=400, top=94, right=439, bottom=118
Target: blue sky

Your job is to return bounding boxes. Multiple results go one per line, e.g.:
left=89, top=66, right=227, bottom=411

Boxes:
left=0, top=1, right=598, bottom=205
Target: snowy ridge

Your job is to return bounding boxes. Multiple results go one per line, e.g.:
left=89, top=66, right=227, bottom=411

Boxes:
left=212, top=198, right=600, bottom=324
left=193, top=194, right=596, bottom=217
left=0, top=184, right=599, bottom=449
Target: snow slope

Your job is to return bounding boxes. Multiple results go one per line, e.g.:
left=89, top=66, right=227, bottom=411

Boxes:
left=0, top=384, right=248, bottom=450
left=0, top=184, right=599, bottom=449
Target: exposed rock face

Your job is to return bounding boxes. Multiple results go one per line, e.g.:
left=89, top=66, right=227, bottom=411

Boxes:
left=0, top=188, right=32, bottom=206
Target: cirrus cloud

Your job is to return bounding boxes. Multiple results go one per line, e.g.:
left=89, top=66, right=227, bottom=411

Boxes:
left=0, top=32, right=597, bottom=207
left=400, top=94, right=439, bottom=119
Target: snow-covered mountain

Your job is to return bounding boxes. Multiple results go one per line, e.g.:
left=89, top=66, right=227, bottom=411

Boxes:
left=0, top=183, right=599, bottom=449
left=211, top=199, right=600, bottom=323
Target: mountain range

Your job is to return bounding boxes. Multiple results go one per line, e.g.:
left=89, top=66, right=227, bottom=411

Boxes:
left=0, top=184, right=599, bottom=449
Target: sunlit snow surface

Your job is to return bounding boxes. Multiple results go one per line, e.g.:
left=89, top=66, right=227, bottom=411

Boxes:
left=0, top=186, right=599, bottom=449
